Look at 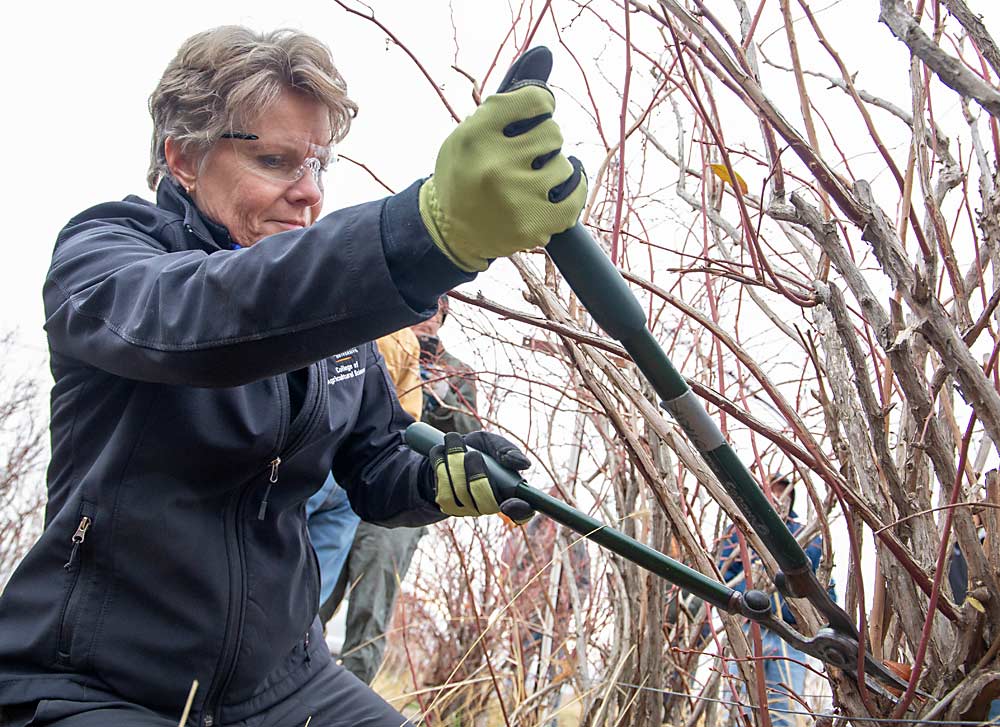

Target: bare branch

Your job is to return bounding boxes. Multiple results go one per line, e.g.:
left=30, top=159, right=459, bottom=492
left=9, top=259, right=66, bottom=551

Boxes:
left=879, top=0, right=1000, bottom=118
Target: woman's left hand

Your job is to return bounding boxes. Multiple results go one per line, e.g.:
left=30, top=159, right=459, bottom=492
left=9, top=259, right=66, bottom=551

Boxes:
left=429, top=431, right=535, bottom=523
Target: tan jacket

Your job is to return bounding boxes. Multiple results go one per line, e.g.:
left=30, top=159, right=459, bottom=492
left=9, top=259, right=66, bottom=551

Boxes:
left=375, top=329, right=423, bottom=420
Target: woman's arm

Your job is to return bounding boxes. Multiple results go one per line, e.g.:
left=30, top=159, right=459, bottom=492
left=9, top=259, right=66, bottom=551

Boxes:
left=44, top=184, right=471, bottom=387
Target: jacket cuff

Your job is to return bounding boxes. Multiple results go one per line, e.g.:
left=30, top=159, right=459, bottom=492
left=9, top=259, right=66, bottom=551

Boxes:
left=381, top=180, right=476, bottom=314
left=382, top=459, right=449, bottom=528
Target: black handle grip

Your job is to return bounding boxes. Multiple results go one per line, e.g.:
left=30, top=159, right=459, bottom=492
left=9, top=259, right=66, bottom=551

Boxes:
left=547, top=224, right=649, bottom=341
left=546, top=228, right=812, bottom=575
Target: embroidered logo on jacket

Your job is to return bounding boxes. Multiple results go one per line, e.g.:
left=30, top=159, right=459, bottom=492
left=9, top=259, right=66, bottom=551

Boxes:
left=328, top=348, right=366, bottom=385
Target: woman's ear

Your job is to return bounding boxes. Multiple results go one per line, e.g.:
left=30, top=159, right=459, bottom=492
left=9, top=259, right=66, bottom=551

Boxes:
left=164, top=137, right=199, bottom=194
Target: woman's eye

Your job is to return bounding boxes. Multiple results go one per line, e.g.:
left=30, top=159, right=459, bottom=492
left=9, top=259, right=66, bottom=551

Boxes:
left=258, top=155, right=291, bottom=171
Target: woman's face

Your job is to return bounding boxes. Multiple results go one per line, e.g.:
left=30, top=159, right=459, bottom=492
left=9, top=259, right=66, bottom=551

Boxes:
left=170, top=89, right=333, bottom=246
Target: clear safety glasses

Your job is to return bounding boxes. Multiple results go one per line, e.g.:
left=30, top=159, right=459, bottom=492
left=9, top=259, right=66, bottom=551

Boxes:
left=219, top=132, right=336, bottom=187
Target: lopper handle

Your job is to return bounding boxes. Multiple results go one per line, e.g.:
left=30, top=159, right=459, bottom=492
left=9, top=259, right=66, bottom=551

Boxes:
left=487, top=48, right=839, bottom=609
left=489, top=47, right=810, bottom=575
left=404, top=422, right=764, bottom=615
left=546, top=224, right=811, bottom=575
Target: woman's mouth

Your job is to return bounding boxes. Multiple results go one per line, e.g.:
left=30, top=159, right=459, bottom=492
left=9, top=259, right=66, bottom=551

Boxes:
left=271, top=220, right=306, bottom=231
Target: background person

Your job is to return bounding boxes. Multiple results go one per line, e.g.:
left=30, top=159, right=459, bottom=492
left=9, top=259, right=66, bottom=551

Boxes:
left=306, top=327, right=423, bottom=632
left=0, top=26, right=584, bottom=727
left=717, top=476, right=832, bottom=727
left=412, top=295, right=480, bottom=435
left=947, top=512, right=1000, bottom=721
left=324, top=302, right=483, bottom=684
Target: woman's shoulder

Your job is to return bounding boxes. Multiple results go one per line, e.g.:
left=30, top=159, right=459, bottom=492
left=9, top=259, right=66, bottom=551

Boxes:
left=61, top=194, right=174, bottom=234
left=55, top=193, right=185, bottom=253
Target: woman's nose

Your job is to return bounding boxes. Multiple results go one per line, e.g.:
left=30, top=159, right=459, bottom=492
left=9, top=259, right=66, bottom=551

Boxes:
left=287, top=167, right=324, bottom=207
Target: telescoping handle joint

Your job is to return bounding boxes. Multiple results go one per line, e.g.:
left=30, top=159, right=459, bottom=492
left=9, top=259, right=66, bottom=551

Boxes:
left=545, top=224, right=856, bottom=638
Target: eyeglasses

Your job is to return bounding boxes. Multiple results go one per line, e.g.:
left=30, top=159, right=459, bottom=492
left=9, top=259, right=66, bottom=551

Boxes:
left=219, top=132, right=335, bottom=187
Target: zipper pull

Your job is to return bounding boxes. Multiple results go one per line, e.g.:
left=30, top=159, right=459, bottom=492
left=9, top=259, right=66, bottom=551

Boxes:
left=258, top=458, right=281, bottom=520
left=304, top=631, right=311, bottom=663
left=64, top=516, right=91, bottom=570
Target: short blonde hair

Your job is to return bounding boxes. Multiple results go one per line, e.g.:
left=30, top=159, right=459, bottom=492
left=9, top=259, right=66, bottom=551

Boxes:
left=147, top=26, right=358, bottom=189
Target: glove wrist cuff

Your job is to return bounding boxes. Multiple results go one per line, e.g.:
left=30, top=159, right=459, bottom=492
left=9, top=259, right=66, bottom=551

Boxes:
left=418, top=181, right=489, bottom=273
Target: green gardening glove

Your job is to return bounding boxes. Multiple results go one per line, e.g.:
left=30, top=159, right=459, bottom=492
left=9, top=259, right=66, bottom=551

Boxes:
left=418, top=48, right=587, bottom=272
left=429, top=431, right=535, bottom=523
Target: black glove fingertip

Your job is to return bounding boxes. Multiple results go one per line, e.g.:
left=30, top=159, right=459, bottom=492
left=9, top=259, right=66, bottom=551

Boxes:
left=463, top=449, right=488, bottom=480
left=503, top=113, right=553, bottom=138
left=548, top=155, right=585, bottom=204
left=462, top=431, right=530, bottom=470
left=500, top=497, right=535, bottom=524
left=460, top=430, right=490, bottom=452
left=443, top=430, right=466, bottom=453
left=496, top=46, right=553, bottom=92
left=498, top=448, right=532, bottom=471
left=531, top=148, right=560, bottom=170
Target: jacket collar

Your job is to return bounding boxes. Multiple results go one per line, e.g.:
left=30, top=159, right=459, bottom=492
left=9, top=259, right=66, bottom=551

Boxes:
left=156, top=177, right=238, bottom=252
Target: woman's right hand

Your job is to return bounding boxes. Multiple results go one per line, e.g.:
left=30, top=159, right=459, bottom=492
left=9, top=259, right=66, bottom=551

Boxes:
left=417, top=75, right=586, bottom=273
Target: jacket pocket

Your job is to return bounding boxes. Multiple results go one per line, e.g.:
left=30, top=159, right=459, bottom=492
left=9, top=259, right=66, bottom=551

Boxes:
left=56, top=501, right=95, bottom=664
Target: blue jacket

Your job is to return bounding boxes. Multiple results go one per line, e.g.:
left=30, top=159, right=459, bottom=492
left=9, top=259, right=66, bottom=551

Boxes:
left=717, top=512, right=834, bottom=624
left=0, top=178, right=470, bottom=725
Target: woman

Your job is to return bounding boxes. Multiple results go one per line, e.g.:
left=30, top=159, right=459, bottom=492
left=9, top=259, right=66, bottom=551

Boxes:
left=0, top=27, right=584, bottom=727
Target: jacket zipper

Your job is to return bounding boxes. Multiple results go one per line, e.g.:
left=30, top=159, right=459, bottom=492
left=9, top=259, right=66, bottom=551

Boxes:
left=57, top=512, right=93, bottom=661
left=63, top=516, right=91, bottom=570
left=200, top=360, right=327, bottom=726
left=257, top=457, right=282, bottom=520
left=281, top=360, right=328, bottom=463
left=256, top=360, right=329, bottom=521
